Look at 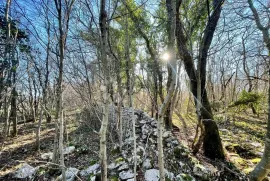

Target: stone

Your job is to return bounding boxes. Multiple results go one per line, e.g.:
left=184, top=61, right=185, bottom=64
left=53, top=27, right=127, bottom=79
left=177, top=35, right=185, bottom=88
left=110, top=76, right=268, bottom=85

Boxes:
left=117, top=163, right=129, bottom=171
left=142, top=135, right=148, bottom=140
left=145, top=169, right=159, bottom=181
left=176, top=173, right=196, bottom=181
left=256, top=152, right=263, bottom=157
left=80, top=163, right=100, bottom=177
left=142, top=124, right=150, bottom=135
left=140, top=120, right=147, bottom=124
left=115, top=161, right=126, bottom=168
left=171, top=140, right=179, bottom=145
left=250, top=142, right=261, bottom=148
left=63, top=146, right=75, bottom=155
left=41, top=152, right=53, bottom=160
left=119, top=170, right=134, bottom=180
left=151, top=121, right=157, bottom=127
left=193, top=164, right=206, bottom=177
left=56, top=167, right=79, bottom=181
left=137, top=146, right=145, bottom=156
left=13, top=163, right=37, bottom=179
left=193, top=163, right=214, bottom=179
left=143, top=159, right=153, bottom=169
left=89, top=176, right=96, bottom=181
left=108, top=163, right=117, bottom=170
left=219, top=129, right=230, bottom=133
left=163, top=131, right=172, bottom=138
left=165, top=169, right=175, bottom=180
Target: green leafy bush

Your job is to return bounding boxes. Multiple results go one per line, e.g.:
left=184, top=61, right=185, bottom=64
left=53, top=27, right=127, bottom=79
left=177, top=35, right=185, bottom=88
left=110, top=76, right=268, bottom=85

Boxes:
left=229, top=90, right=262, bottom=112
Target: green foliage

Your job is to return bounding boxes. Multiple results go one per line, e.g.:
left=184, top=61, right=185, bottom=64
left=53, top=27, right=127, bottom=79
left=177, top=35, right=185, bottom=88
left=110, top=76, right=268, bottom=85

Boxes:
left=111, top=146, right=121, bottom=156
left=89, top=160, right=98, bottom=165
left=232, top=90, right=261, bottom=106
left=229, top=90, right=262, bottom=112
left=109, top=175, right=119, bottom=181
left=115, top=157, right=125, bottom=163
left=87, top=173, right=95, bottom=181
left=181, top=0, right=208, bottom=45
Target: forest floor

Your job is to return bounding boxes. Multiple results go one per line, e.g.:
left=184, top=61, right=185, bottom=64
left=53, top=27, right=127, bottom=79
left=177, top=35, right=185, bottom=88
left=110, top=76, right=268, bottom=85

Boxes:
left=0, top=117, right=101, bottom=180
left=0, top=110, right=268, bottom=180
left=173, top=111, right=267, bottom=178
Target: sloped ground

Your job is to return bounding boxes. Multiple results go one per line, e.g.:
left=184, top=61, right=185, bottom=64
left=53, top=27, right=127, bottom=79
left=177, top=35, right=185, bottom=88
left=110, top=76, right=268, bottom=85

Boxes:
left=106, top=109, right=245, bottom=181
left=216, top=113, right=268, bottom=177
left=0, top=107, right=256, bottom=180
left=0, top=116, right=101, bottom=180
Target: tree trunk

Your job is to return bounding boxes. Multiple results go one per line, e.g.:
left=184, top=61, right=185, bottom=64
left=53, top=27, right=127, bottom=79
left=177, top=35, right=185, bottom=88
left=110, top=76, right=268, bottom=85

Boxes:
left=157, top=0, right=177, bottom=180
left=51, top=0, right=75, bottom=179
left=36, top=105, right=43, bottom=151
left=242, top=36, right=257, bottom=115
left=3, top=97, right=11, bottom=138
left=175, top=0, right=225, bottom=159
left=250, top=66, right=270, bottom=181
left=248, top=0, right=270, bottom=179
left=132, top=106, right=137, bottom=181
left=99, top=0, right=109, bottom=179
left=10, top=88, right=17, bottom=137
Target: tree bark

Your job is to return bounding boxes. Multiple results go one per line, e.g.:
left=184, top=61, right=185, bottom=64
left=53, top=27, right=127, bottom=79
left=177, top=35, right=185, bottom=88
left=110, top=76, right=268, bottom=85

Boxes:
left=248, top=0, right=270, bottom=179
left=176, top=0, right=225, bottom=159
left=99, top=0, right=109, bottom=179
left=51, top=0, right=75, bottom=179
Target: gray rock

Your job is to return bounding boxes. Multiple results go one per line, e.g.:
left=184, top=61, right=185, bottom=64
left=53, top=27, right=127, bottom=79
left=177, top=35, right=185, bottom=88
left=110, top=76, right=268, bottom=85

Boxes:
left=151, top=121, right=157, bottom=127
left=171, top=140, right=179, bottom=145
left=80, top=163, right=100, bottom=177
left=63, top=146, right=76, bottom=155
left=56, top=167, right=79, bottom=181
left=119, top=170, right=134, bottom=180
left=163, top=131, right=171, bottom=138
left=219, top=129, right=230, bottom=133
left=140, top=120, right=147, bottom=124
left=165, top=170, right=175, bottom=180
left=41, top=152, right=53, bottom=160
left=143, top=159, right=152, bottom=169
left=142, top=124, right=151, bottom=135
left=137, top=146, right=145, bottom=156
left=89, top=176, right=96, bottom=181
left=193, top=163, right=216, bottom=179
left=145, top=169, right=159, bottom=181
left=13, top=163, right=37, bottom=179
left=108, top=163, right=117, bottom=170
left=118, top=163, right=129, bottom=171
left=176, top=173, right=195, bottom=181
left=250, top=142, right=261, bottom=148
left=142, top=135, right=148, bottom=140
left=115, top=161, right=126, bottom=168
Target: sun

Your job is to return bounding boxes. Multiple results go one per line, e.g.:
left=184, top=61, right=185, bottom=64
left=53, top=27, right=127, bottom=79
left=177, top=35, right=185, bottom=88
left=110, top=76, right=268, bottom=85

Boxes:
left=161, top=52, right=170, bottom=62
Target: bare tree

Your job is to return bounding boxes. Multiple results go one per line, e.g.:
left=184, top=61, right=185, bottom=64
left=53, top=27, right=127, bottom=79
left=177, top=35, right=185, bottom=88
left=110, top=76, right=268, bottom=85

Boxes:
left=175, top=0, right=225, bottom=159
left=51, top=0, right=75, bottom=179
left=248, top=0, right=270, bottom=179
left=99, top=0, right=110, bottom=179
